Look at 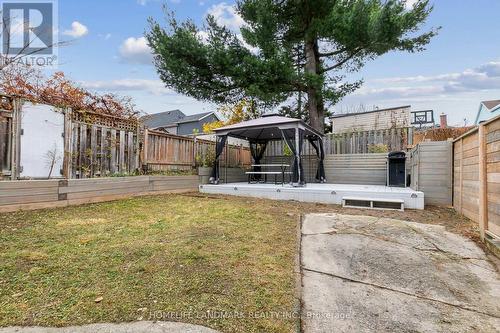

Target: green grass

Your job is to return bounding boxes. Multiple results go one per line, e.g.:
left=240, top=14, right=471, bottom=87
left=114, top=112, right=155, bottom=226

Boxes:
left=0, top=194, right=299, bottom=332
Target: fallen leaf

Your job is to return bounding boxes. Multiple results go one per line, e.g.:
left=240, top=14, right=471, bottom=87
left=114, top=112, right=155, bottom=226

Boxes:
left=94, top=296, right=103, bottom=303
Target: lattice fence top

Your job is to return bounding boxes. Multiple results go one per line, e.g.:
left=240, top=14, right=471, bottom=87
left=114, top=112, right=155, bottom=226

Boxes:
left=72, top=110, right=139, bottom=132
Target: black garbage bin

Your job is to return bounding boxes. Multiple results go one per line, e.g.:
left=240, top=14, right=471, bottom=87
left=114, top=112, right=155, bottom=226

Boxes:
left=387, top=151, right=406, bottom=187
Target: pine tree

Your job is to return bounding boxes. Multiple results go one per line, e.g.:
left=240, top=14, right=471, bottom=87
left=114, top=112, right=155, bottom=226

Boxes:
left=147, top=0, right=438, bottom=133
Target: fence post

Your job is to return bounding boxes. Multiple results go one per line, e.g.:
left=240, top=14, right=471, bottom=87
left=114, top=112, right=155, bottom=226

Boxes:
left=10, top=98, right=22, bottom=180
left=193, top=136, right=197, bottom=168
left=408, top=127, right=414, bottom=146
left=458, top=137, right=464, bottom=215
left=62, top=107, right=73, bottom=179
left=478, top=124, right=488, bottom=240
left=143, top=128, right=149, bottom=168
left=135, top=124, right=141, bottom=172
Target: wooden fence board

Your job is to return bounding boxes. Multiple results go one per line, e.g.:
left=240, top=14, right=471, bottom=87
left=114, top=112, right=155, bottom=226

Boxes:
left=119, top=130, right=125, bottom=172
left=128, top=131, right=134, bottom=172
left=90, top=125, right=98, bottom=177
left=110, top=129, right=117, bottom=174
left=453, top=114, right=500, bottom=239
left=144, top=131, right=251, bottom=171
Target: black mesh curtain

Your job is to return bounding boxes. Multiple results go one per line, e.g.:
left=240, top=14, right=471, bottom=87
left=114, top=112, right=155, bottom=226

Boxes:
left=209, top=135, right=227, bottom=184
left=308, top=137, right=326, bottom=183
left=249, top=141, right=268, bottom=180
left=281, top=128, right=305, bottom=185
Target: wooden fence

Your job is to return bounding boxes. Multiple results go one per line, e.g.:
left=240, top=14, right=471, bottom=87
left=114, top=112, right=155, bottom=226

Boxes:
left=0, top=96, right=141, bottom=180
left=409, top=141, right=452, bottom=206
left=145, top=130, right=251, bottom=171
left=0, top=110, right=12, bottom=177
left=324, top=127, right=412, bottom=154
left=453, top=114, right=500, bottom=239
left=324, top=153, right=388, bottom=185
left=0, top=95, right=20, bottom=180
left=262, top=153, right=388, bottom=185
left=264, top=127, right=412, bottom=156
left=0, top=175, right=198, bottom=213
left=69, top=111, right=140, bottom=178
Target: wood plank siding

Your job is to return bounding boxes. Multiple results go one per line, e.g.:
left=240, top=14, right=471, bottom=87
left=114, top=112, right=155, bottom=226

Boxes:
left=331, top=106, right=411, bottom=133
left=0, top=175, right=198, bottom=213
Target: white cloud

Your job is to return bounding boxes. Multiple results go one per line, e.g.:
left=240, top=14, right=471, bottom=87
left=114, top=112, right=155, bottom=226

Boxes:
left=63, top=21, right=89, bottom=38
left=138, top=0, right=167, bottom=5
left=206, top=2, right=245, bottom=31
left=81, top=78, right=173, bottom=96
left=366, top=60, right=500, bottom=98
left=202, top=3, right=259, bottom=54
left=196, top=30, right=209, bottom=43
left=477, top=61, right=500, bottom=77
left=404, top=0, right=419, bottom=9
left=336, top=59, right=500, bottom=125
left=119, top=37, right=153, bottom=65
left=354, top=85, right=445, bottom=99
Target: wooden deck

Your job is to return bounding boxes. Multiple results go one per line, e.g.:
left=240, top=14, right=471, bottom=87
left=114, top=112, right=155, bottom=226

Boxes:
left=199, top=183, right=424, bottom=210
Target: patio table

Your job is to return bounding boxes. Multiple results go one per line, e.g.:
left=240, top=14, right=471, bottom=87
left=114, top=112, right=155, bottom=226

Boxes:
left=247, top=164, right=291, bottom=185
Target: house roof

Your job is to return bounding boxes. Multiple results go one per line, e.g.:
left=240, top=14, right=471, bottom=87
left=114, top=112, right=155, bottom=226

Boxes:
left=176, top=112, right=214, bottom=124
left=141, top=109, right=185, bottom=128
left=482, top=100, right=500, bottom=110
left=330, top=105, right=411, bottom=119
left=141, top=110, right=218, bottom=128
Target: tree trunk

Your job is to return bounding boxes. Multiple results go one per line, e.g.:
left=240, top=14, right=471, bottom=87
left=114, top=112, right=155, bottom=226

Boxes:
left=305, top=39, right=324, bottom=133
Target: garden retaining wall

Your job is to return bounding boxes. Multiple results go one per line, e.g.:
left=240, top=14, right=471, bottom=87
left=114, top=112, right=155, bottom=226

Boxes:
left=0, top=175, right=198, bottom=213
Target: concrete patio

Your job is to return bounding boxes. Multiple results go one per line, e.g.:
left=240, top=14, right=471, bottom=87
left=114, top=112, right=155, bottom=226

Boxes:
left=300, top=213, right=500, bottom=332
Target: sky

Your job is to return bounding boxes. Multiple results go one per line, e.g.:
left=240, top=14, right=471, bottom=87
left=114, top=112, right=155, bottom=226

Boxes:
left=49, top=0, right=500, bottom=127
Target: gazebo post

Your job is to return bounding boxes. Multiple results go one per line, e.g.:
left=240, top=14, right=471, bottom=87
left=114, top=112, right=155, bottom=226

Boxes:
left=209, top=135, right=227, bottom=184
left=224, top=141, right=228, bottom=184
left=295, top=127, right=301, bottom=185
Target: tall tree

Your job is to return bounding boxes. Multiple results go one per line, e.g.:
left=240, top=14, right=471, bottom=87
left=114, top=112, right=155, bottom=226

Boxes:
left=147, top=0, right=438, bottom=133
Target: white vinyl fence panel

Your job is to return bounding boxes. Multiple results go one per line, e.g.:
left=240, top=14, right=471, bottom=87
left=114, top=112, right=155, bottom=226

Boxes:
left=20, top=103, right=64, bottom=179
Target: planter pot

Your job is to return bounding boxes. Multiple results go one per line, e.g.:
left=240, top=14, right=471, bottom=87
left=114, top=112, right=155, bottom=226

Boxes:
left=198, top=167, right=212, bottom=184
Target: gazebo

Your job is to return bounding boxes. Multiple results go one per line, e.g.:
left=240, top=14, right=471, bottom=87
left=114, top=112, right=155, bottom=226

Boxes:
left=209, top=115, right=326, bottom=186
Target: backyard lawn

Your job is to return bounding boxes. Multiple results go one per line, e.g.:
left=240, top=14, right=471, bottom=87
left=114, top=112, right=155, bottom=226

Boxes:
left=0, top=193, right=300, bottom=333
left=0, top=193, right=481, bottom=333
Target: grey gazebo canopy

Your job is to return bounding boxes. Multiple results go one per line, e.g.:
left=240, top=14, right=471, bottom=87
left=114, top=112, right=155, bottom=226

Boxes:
left=210, top=115, right=326, bottom=185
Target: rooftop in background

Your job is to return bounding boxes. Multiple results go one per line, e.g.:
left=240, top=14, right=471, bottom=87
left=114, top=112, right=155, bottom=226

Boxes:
left=475, top=99, right=500, bottom=125
left=141, top=110, right=216, bottom=127
left=141, top=109, right=185, bottom=128
left=482, top=100, right=500, bottom=110
left=176, top=112, right=213, bottom=124
left=141, top=110, right=220, bottom=136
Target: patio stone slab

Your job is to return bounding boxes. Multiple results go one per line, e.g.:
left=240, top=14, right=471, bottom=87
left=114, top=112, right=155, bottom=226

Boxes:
left=301, top=213, right=500, bottom=333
